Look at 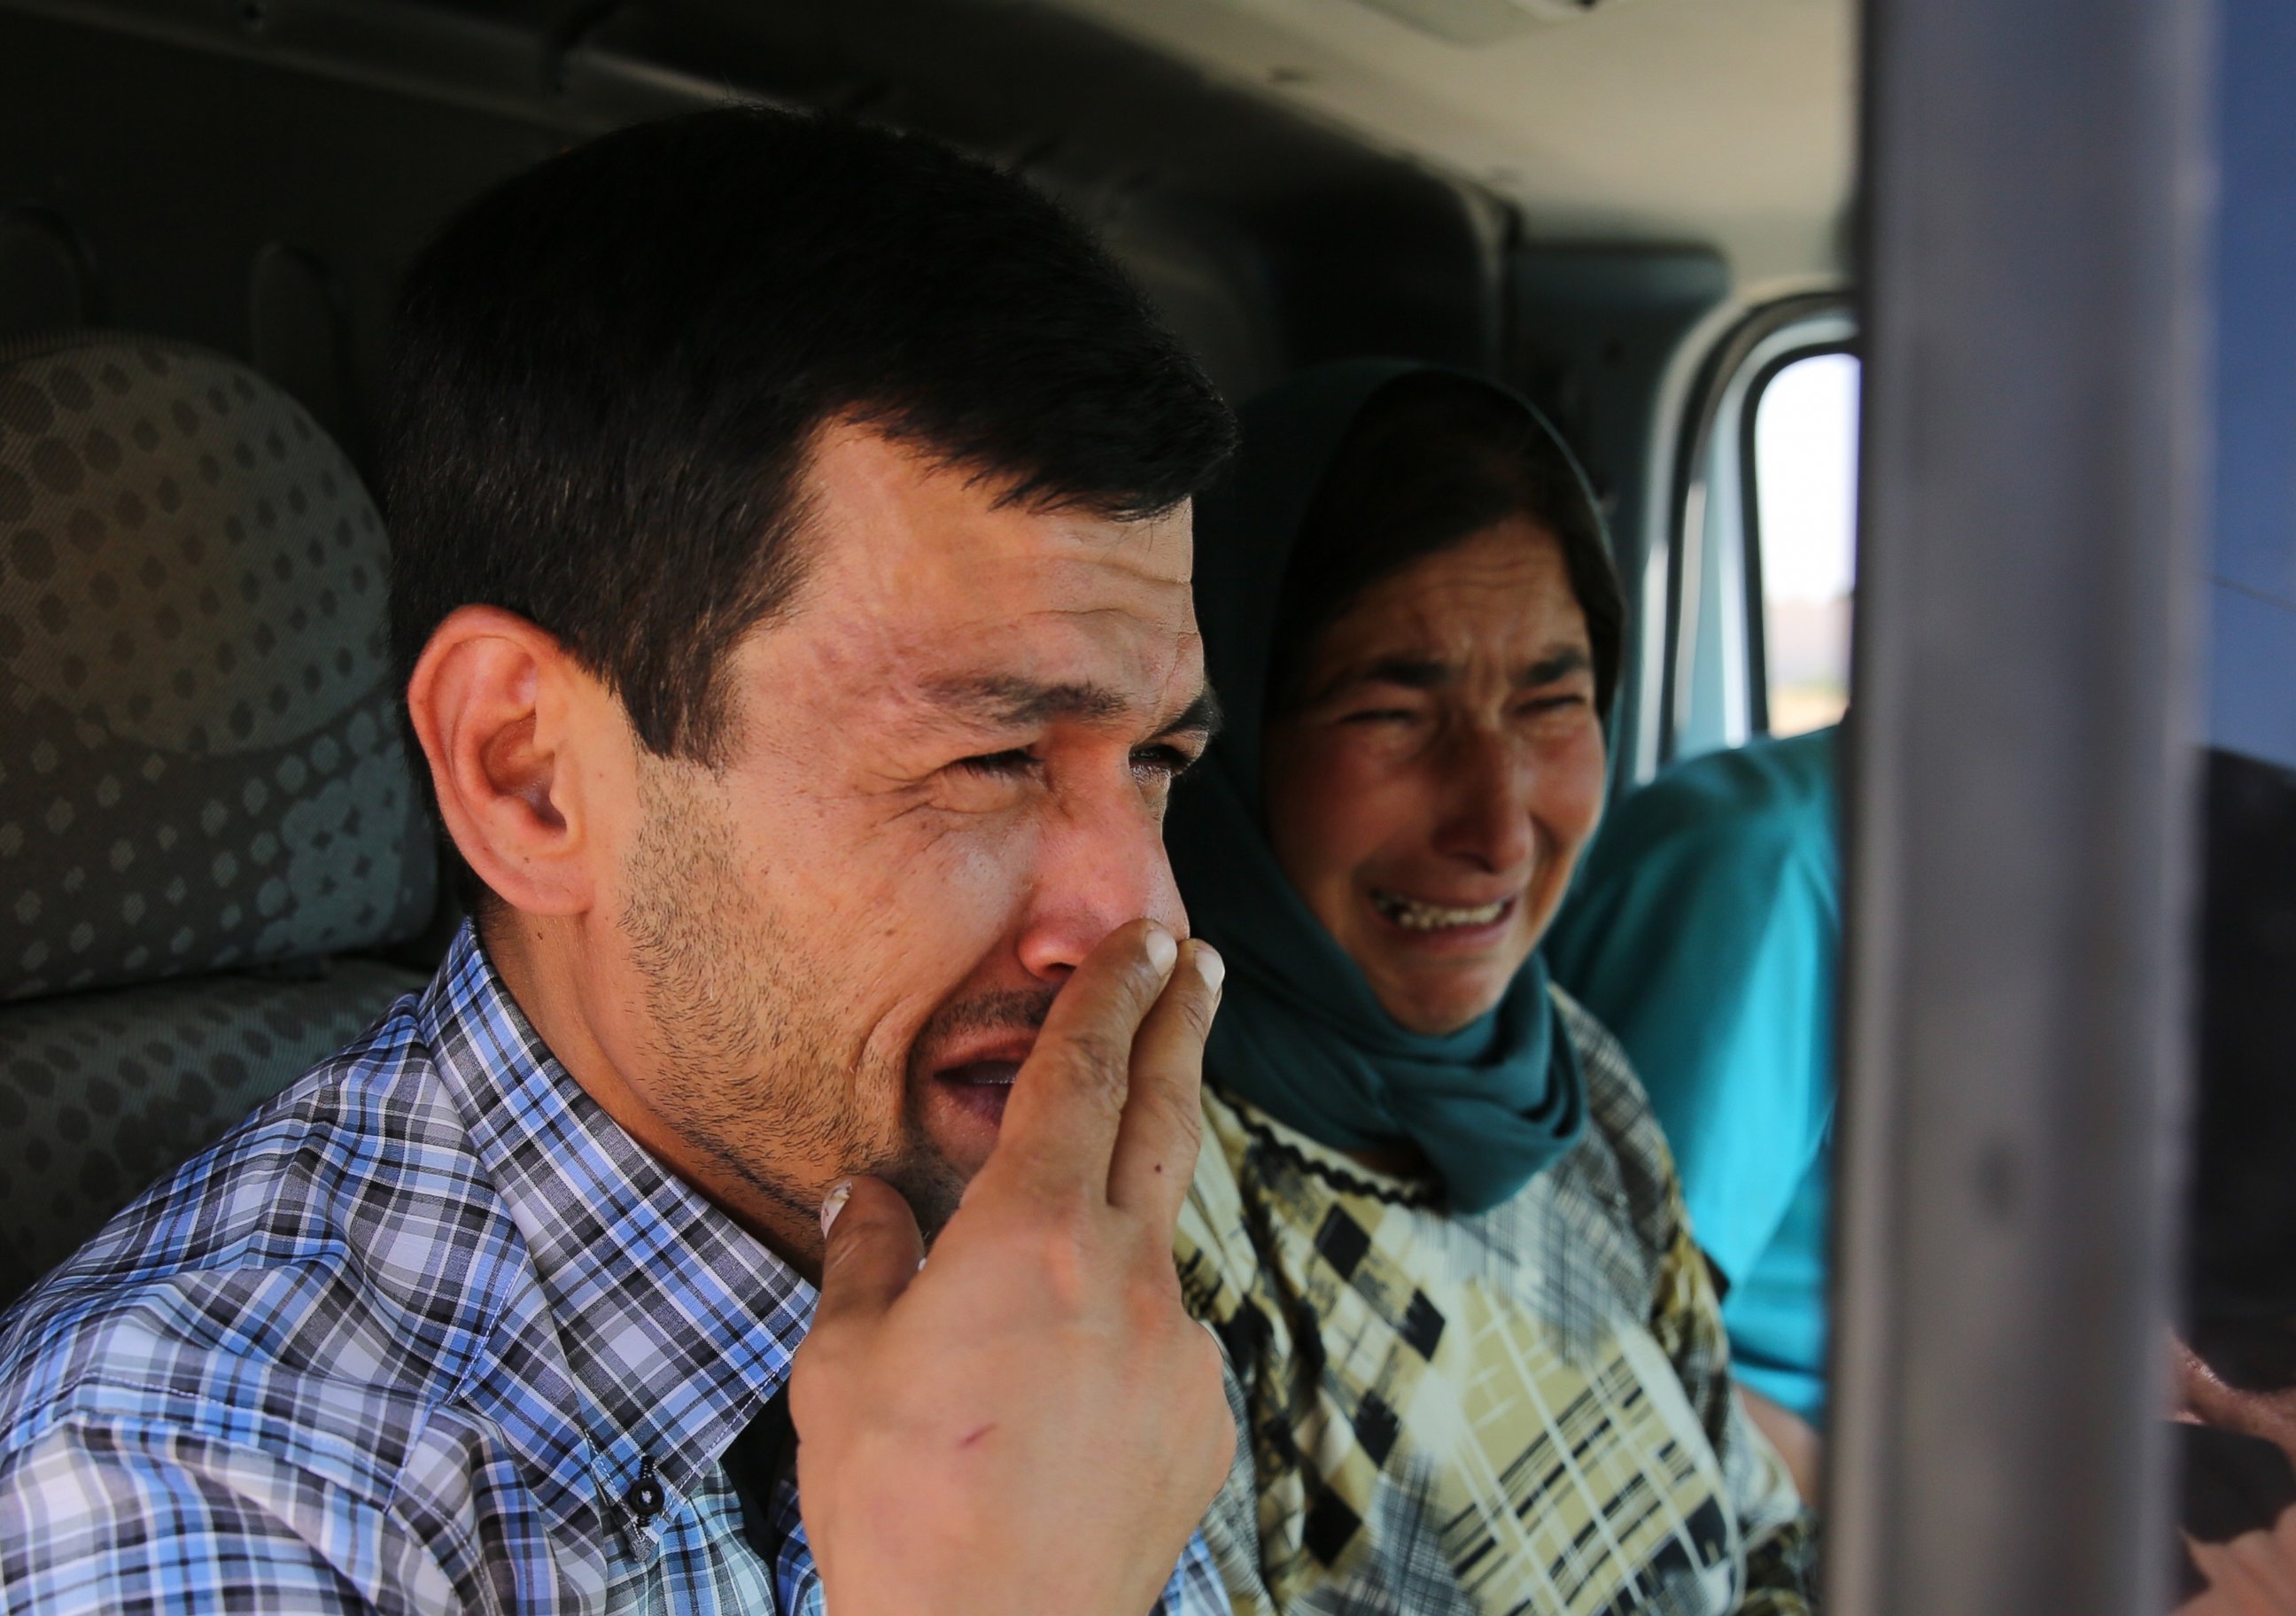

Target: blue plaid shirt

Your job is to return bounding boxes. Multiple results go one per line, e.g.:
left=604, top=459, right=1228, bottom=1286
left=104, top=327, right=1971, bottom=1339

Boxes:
left=0, top=925, right=1230, bottom=1615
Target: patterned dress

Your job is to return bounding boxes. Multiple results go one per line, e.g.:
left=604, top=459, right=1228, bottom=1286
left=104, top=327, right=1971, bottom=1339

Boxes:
left=1180, top=988, right=1819, bottom=1616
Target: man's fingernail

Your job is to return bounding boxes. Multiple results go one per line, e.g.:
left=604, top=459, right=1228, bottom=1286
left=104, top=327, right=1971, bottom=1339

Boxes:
left=819, top=1179, right=853, bottom=1240
left=1144, top=924, right=1179, bottom=978
left=1194, top=942, right=1226, bottom=997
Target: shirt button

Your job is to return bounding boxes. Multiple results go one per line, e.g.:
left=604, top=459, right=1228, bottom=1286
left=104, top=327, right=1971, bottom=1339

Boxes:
left=625, top=1455, right=664, bottom=1524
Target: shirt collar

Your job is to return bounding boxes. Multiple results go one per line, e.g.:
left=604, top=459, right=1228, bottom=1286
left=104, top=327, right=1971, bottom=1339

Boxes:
left=417, top=922, right=818, bottom=1511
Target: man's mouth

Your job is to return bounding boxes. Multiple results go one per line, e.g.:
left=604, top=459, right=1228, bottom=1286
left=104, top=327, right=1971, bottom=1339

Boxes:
left=926, top=1041, right=1035, bottom=1130
left=908, top=985, right=1054, bottom=1154
left=1369, top=888, right=1516, bottom=933
left=937, top=1060, right=1022, bottom=1089
left=934, top=1061, right=1020, bottom=1128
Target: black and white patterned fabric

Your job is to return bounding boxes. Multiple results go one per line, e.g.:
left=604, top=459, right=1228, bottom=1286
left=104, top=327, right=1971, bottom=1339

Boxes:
left=1179, top=990, right=1818, bottom=1616
left=0, top=331, right=434, bottom=1305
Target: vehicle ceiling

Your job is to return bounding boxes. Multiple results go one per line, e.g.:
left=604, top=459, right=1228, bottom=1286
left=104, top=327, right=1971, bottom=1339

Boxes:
left=1, top=0, right=1847, bottom=667
left=16, top=0, right=1855, bottom=298
left=1043, top=0, right=1858, bottom=293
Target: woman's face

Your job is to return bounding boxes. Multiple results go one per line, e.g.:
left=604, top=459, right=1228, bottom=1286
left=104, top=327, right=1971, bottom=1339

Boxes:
left=1262, top=517, right=1607, bottom=1036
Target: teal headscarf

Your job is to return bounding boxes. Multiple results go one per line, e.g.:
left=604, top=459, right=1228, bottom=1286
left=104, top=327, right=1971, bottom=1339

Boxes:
left=1169, top=360, right=1610, bottom=1213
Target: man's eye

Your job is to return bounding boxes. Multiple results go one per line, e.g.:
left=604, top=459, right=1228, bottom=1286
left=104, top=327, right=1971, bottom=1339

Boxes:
left=955, top=749, right=1039, bottom=778
left=1131, top=743, right=1200, bottom=782
left=1340, top=708, right=1419, bottom=726
left=1515, top=693, right=1588, bottom=718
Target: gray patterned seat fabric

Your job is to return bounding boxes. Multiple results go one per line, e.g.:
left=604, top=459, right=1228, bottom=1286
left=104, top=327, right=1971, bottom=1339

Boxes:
left=0, top=332, right=436, bottom=1305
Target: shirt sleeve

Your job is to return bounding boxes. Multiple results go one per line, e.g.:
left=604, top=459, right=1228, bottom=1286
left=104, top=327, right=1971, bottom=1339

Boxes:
left=0, top=1420, right=454, bottom=1614
left=1174, top=1104, right=1280, bottom=1616
left=1645, top=1177, right=1822, bottom=1615
left=1160, top=1529, right=1237, bottom=1616
left=766, top=1469, right=826, bottom=1615
left=1188, top=1340, right=1276, bottom=1616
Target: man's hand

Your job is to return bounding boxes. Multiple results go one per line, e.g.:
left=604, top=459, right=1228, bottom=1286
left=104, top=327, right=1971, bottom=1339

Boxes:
left=791, top=921, right=1234, bottom=1616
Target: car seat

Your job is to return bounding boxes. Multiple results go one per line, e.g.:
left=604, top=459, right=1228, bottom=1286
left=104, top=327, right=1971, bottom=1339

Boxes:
left=0, top=331, right=436, bottom=1307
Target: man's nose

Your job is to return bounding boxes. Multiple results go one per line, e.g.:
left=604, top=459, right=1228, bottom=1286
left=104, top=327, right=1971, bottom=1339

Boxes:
left=1013, top=790, right=1188, bottom=983
left=1430, top=726, right=1537, bottom=874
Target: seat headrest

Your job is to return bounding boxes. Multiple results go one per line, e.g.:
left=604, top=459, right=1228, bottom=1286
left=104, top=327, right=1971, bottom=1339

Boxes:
left=0, top=333, right=435, bottom=1002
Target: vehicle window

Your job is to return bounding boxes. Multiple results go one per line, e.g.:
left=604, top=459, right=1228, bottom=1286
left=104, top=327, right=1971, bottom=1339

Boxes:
left=1751, top=350, right=1860, bottom=737
left=1659, top=306, right=1853, bottom=769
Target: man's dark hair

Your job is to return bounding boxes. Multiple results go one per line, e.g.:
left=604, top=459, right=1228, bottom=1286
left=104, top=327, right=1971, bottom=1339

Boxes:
left=383, top=105, right=1235, bottom=765
left=1268, top=374, right=1624, bottom=718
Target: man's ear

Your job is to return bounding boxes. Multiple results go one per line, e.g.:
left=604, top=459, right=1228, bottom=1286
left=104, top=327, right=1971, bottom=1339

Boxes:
left=406, top=605, right=609, bottom=919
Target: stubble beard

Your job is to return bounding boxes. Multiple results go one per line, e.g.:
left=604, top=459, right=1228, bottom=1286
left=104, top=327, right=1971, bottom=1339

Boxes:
left=619, top=765, right=972, bottom=1241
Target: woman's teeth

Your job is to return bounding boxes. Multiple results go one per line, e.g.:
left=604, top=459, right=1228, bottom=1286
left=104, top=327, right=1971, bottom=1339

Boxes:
left=1371, top=890, right=1511, bottom=931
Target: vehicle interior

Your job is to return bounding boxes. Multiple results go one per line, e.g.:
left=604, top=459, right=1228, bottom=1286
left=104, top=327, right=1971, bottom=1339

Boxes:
left=0, top=0, right=2275, bottom=1612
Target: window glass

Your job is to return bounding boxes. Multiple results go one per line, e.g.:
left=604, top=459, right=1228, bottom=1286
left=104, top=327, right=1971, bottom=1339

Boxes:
left=1754, top=351, right=1860, bottom=736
